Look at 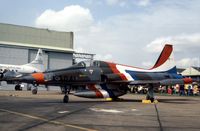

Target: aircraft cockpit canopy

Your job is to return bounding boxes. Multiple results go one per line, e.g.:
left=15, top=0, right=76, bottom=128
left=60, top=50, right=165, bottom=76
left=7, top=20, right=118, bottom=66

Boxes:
left=75, top=60, right=102, bottom=68
left=75, top=61, right=93, bottom=67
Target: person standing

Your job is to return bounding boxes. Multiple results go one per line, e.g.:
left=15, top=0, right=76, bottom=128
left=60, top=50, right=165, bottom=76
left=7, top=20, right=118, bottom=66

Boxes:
left=179, top=84, right=185, bottom=96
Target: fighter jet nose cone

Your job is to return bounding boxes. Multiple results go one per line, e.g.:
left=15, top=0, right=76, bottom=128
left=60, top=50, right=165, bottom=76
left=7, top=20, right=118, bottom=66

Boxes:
left=31, top=73, right=45, bottom=84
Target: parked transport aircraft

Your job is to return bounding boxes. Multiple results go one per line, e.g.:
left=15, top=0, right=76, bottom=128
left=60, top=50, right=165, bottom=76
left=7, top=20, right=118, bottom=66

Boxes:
left=5, top=44, right=192, bottom=102
left=0, top=49, right=45, bottom=90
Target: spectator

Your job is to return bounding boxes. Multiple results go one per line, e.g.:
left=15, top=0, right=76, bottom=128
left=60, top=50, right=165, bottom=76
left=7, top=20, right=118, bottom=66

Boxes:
left=175, top=84, right=180, bottom=94
left=193, top=84, right=199, bottom=96
left=184, top=84, right=189, bottom=96
left=167, top=86, right=172, bottom=95
left=179, top=84, right=185, bottom=96
left=188, top=85, right=193, bottom=96
left=138, top=86, right=143, bottom=94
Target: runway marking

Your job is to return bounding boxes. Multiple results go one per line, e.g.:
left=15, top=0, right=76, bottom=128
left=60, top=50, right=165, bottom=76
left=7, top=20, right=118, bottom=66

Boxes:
left=57, top=111, right=69, bottom=114
left=154, top=104, right=163, bottom=131
left=90, top=108, right=139, bottom=114
left=90, top=108, right=124, bottom=113
left=0, top=108, right=97, bottom=131
left=131, top=109, right=137, bottom=111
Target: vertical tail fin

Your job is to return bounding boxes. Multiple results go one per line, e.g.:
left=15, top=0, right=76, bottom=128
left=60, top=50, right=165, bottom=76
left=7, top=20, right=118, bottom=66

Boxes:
left=30, top=49, right=43, bottom=65
left=150, top=44, right=177, bottom=73
left=25, top=49, right=45, bottom=72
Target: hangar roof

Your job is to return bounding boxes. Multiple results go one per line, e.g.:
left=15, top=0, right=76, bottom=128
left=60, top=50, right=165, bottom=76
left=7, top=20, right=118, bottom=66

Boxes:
left=0, top=23, right=74, bottom=53
left=181, top=67, right=200, bottom=76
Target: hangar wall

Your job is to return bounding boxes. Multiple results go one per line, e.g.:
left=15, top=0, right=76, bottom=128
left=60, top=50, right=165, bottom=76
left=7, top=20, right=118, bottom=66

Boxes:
left=0, top=23, right=74, bottom=70
left=0, top=47, right=28, bottom=65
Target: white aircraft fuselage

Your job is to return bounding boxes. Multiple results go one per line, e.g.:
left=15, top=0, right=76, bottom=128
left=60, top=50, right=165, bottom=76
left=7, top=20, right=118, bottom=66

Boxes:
left=0, top=49, right=45, bottom=90
left=0, top=64, right=42, bottom=74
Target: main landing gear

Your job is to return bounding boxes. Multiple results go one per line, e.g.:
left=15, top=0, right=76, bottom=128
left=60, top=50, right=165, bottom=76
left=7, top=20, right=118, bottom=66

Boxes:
left=63, top=85, right=71, bottom=103
left=15, top=84, right=22, bottom=91
left=146, top=84, right=155, bottom=103
left=32, top=83, right=38, bottom=95
left=63, top=95, right=69, bottom=103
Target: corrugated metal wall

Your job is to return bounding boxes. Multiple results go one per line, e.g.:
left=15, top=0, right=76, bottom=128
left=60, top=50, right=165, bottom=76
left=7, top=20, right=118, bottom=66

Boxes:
left=0, top=46, right=28, bottom=64
left=28, top=49, right=73, bottom=70
left=48, top=52, right=72, bottom=70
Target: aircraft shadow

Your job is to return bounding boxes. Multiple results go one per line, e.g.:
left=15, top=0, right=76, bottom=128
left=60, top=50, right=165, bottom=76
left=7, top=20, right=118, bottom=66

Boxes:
left=157, top=98, right=199, bottom=104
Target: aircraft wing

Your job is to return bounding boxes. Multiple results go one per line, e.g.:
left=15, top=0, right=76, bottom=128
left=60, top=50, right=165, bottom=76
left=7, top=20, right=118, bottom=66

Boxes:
left=108, top=80, right=159, bottom=85
left=129, top=80, right=160, bottom=85
left=109, top=78, right=189, bottom=86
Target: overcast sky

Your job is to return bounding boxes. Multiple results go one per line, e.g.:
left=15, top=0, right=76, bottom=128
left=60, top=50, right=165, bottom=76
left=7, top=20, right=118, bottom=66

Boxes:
left=0, top=0, right=200, bottom=68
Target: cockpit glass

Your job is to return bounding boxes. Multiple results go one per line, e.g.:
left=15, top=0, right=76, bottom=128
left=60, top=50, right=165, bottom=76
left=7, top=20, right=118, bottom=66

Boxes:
left=74, top=60, right=101, bottom=67
left=75, top=60, right=93, bottom=67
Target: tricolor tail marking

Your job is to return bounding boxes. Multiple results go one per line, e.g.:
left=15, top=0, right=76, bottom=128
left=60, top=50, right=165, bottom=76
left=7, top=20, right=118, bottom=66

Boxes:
left=151, top=44, right=173, bottom=69
left=105, top=44, right=177, bottom=81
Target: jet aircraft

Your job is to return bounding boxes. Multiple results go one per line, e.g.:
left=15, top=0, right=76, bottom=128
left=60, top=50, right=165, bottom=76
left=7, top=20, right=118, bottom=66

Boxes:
left=0, top=49, right=45, bottom=90
left=5, top=44, right=192, bottom=102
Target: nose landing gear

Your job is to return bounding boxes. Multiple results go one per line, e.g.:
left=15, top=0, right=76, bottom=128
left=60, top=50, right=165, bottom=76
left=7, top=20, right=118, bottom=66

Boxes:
left=32, top=87, right=38, bottom=94
left=63, top=85, right=71, bottom=103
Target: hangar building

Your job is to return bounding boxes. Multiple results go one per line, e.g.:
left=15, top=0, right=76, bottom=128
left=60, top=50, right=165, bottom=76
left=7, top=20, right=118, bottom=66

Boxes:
left=181, top=66, right=200, bottom=84
left=0, top=23, right=74, bottom=70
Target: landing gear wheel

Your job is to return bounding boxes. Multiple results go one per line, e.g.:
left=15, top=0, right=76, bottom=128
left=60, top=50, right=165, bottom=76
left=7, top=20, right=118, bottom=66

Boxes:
left=146, top=95, right=154, bottom=103
left=146, top=84, right=155, bottom=103
left=150, top=97, right=154, bottom=103
left=63, top=95, right=69, bottom=103
left=15, top=85, right=21, bottom=91
left=0, top=73, right=3, bottom=79
left=32, top=88, right=38, bottom=94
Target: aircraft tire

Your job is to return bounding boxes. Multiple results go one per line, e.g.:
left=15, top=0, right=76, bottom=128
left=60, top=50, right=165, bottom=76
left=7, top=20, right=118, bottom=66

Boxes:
left=15, top=85, right=18, bottom=90
left=32, top=89, right=38, bottom=95
left=15, top=85, right=21, bottom=91
left=146, top=95, right=154, bottom=102
left=0, top=73, right=3, bottom=79
left=63, top=95, right=69, bottom=103
left=149, top=97, right=154, bottom=102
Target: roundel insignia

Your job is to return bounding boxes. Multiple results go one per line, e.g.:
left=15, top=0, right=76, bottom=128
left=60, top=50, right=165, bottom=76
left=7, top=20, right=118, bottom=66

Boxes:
left=89, top=69, right=93, bottom=74
left=54, top=76, right=61, bottom=81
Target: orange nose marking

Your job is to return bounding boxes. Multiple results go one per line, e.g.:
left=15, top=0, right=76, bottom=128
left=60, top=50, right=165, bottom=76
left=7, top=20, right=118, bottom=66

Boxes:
left=31, top=73, right=45, bottom=84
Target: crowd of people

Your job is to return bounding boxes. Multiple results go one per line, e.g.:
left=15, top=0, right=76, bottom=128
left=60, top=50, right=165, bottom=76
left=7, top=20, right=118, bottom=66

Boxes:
left=129, top=83, right=200, bottom=96
left=158, top=83, right=200, bottom=96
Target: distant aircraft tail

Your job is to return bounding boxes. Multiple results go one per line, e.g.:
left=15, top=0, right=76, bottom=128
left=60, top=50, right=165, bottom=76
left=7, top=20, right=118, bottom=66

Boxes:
left=25, top=49, right=45, bottom=72
left=150, top=44, right=177, bottom=73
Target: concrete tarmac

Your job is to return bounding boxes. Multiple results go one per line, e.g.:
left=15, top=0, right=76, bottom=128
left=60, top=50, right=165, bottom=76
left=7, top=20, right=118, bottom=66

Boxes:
left=0, top=90, right=200, bottom=131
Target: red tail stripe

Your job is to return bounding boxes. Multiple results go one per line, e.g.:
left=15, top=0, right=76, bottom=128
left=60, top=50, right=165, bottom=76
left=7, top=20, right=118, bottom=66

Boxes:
left=151, top=44, right=173, bottom=69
